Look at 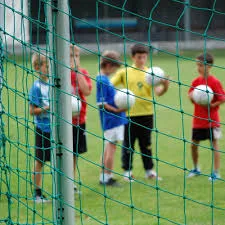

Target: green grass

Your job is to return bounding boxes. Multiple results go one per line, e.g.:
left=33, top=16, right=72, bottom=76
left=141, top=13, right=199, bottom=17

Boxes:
left=1, top=50, right=225, bottom=225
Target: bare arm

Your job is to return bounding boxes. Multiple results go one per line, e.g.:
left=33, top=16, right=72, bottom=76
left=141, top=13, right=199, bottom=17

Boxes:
left=77, top=73, right=92, bottom=96
left=154, top=78, right=169, bottom=96
left=98, top=103, right=126, bottom=113
left=188, top=91, right=195, bottom=104
left=188, top=92, right=225, bottom=107
left=210, top=81, right=225, bottom=108
left=210, top=99, right=225, bottom=108
left=29, top=104, right=49, bottom=115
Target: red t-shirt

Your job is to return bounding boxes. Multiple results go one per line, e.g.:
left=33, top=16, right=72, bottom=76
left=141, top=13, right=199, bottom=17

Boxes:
left=188, top=75, right=225, bottom=128
left=71, top=68, right=92, bottom=125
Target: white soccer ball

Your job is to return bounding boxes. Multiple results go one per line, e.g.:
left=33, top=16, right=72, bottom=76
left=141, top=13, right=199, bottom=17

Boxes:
left=192, top=85, right=214, bottom=105
left=145, top=66, right=165, bottom=86
left=114, top=89, right=135, bottom=109
left=71, top=95, right=81, bottom=116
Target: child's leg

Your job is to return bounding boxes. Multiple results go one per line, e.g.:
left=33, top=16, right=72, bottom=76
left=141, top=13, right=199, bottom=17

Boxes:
left=104, top=142, right=117, bottom=174
left=73, top=125, right=78, bottom=178
left=212, top=139, right=220, bottom=172
left=100, top=142, right=116, bottom=183
left=73, top=156, right=77, bottom=175
left=138, top=129, right=153, bottom=171
left=33, top=160, right=43, bottom=190
left=34, top=128, right=51, bottom=199
left=191, top=140, right=200, bottom=168
left=100, top=125, right=124, bottom=184
left=73, top=124, right=88, bottom=179
left=187, top=139, right=201, bottom=178
left=136, top=116, right=154, bottom=173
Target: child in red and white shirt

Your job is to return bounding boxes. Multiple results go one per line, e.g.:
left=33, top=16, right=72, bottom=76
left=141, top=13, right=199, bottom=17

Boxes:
left=188, top=53, right=225, bottom=181
left=70, top=45, right=92, bottom=192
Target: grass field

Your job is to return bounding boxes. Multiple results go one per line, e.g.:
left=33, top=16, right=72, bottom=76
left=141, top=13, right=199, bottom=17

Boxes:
left=1, top=50, right=225, bottom=225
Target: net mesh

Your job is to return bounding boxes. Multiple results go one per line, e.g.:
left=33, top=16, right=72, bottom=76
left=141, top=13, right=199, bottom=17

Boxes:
left=1, top=0, right=225, bottom=225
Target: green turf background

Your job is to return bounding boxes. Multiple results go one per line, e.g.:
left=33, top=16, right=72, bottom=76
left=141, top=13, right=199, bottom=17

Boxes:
left=1, top=50, right=225, bottom=225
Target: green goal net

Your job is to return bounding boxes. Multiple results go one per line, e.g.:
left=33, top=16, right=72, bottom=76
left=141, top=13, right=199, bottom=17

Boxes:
left=1, top=0, right=225, bottom=225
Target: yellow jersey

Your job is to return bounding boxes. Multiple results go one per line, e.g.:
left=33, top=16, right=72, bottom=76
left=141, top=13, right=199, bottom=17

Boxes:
left=111, top=65, right=153, bottom=117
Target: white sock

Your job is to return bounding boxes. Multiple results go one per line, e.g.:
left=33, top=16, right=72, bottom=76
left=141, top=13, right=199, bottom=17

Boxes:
left=146, top=169, right=152, bottom=176
left=146, top=169, right=157, bottom=176
left=100, top=173, right=110, bottom=183
left=124, top=170, right=132, bottom=177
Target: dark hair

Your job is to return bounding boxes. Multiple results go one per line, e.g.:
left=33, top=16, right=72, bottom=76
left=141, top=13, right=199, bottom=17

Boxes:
left=131, top=44, right=149, bottom=56
left=196, top=53, right=214, bottom=65
left=100, top=51, right=121, bottom=69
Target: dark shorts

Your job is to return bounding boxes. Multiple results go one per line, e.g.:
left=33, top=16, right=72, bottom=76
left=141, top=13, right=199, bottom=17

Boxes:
left=73, top=123, right=87, bottom=156
left=192, top=128, right=221, bottom=141
left=35, top=127, right=51, bottom=162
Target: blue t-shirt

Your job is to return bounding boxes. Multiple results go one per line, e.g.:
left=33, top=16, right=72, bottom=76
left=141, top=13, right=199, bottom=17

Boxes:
left=96, top=75, right=127, bottom=131
left=29, top=80, right=50, bottom=133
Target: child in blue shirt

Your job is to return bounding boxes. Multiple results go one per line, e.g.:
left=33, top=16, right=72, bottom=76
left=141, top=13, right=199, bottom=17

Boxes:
left=29, top=53, right=50, bottom=203
left=96, top=51, right=127, bottom=186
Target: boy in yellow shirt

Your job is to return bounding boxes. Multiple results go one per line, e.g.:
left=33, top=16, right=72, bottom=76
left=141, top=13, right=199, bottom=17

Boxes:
left=111, top=44, right=169, bottom=181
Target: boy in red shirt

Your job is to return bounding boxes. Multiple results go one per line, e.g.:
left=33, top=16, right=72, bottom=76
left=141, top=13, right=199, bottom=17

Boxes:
left=70, top=45, right=92, bottom=191
left=188, top=53, right=225, bottom=181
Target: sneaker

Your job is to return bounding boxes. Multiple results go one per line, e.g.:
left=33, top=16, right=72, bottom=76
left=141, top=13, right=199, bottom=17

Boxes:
left=187, top=168, right=201, bottom=178
left=123, top=171, right=135, bottom=182
left=209, top=172, right=221, bottom=181
left=74, top=185, right=81, bottom=194
left=124, top=174, right=135, bottom=182
left=34, top=195, right=51, bottom=203
left=100, top=178, right=121, bottom=187
left=146, top=170, right=162, bottom=181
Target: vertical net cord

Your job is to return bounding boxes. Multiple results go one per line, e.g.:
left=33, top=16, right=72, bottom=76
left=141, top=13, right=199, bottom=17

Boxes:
left=203, top=1, right=218, bottom=225
left=120, top=1, right=135, bottom=225
left=69, top=4, right=84, bottom=224
left=20, top=0, right=32, bottom=223
left=0, top=31, right=11, bottom=224
left=2, top=2, right=13, bottom=224
left=148, top=0, right=161, bottom=223
left=95, top=2, right=109, bottom=225
left=1, top=0, right=225, bottom=224
left=44, top=1, right=56, bottom=224
left=46, top=1, right=62, bottom=224
left=175, top=3, right=188, bottom=225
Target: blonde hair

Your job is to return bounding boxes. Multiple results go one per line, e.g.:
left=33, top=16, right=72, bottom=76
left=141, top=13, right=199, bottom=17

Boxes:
left=100, top=50, right=121, bottom=69
left=32, top=53, right=48, bottom=70
left=70, top=44, right=80, bottom=57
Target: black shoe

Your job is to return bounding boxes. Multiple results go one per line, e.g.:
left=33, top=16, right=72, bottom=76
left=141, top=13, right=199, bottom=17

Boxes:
left=100, top=178, right=121, bottom=187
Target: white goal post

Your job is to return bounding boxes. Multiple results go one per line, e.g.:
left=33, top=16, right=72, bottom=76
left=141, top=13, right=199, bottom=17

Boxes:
left=2, top=0, right=29, bottom=52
